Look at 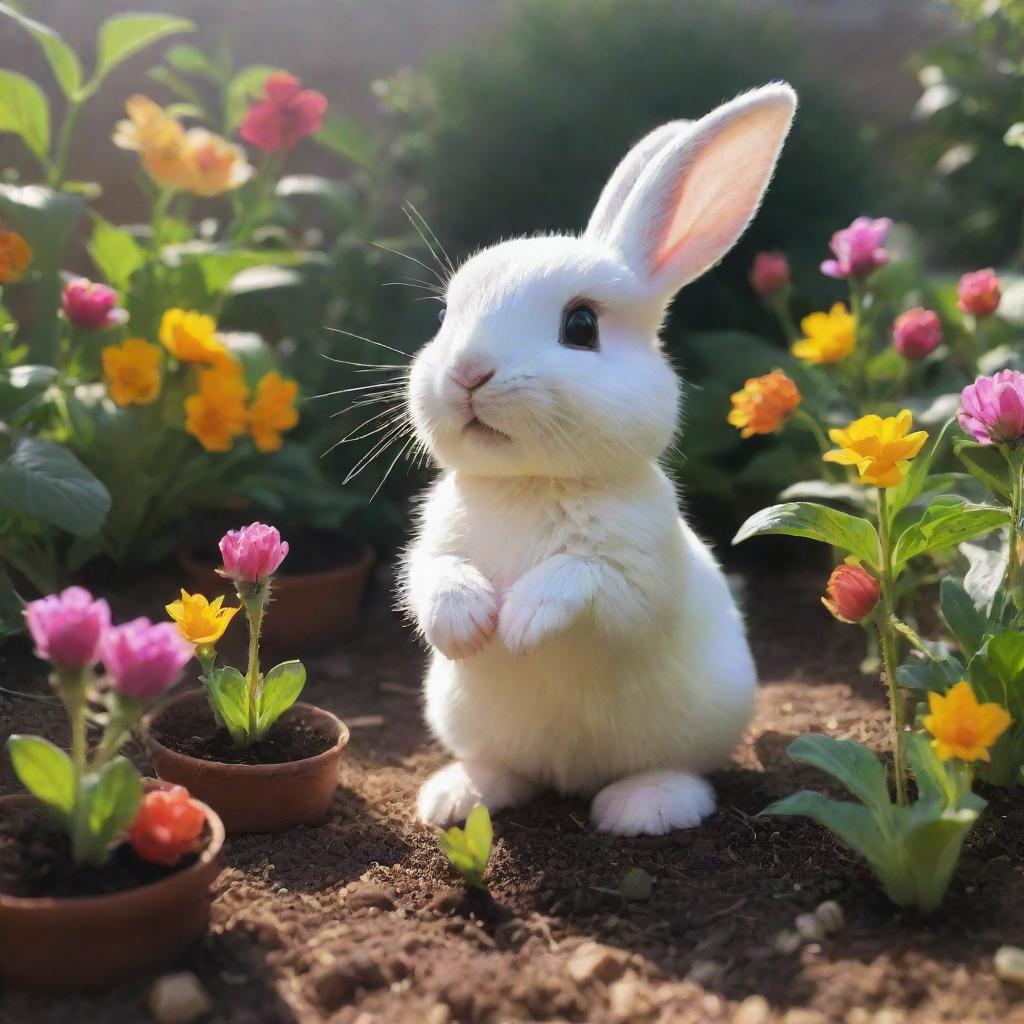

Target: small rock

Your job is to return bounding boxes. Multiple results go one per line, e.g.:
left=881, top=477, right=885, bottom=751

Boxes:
left=795, top=912, right=825, bottom=943
left=733, top=994, right=771, bottom=1024
left=608, top=972, right=646, bottom=1020
left=566, top=941, right=629, bottom=984
left=995, top=945, right=1024, bottom=984
left=783, top=1011, right=828, bottom=1024
left=815, top=900, right=845, bottom=933
left=773, top=929, right=802, bottom=955
left=687, top=959, right=724, bottom=986
left=619, top=867, right=654, bottom=901
left=311, top=953, right=387, bottom=1010
left=148, top=972, right=212, bottom=1024
left=347, top=883, right=397, bottom=911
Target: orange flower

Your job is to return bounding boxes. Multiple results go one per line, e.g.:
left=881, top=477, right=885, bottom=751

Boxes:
left=179, top=130, right=252, bottom=196
left=101, top=338, right=162, bottom=406
left=0, top=221, right=32, bottom=283
left=128, top=786, right=206, bottom=867
left=924, top=681, right=1012, bottom=763
left=821, top=561, right=880, bottom=624
left=727, top=370, right=801, bottom=438
left=184, top=364, right=249, bottom=452
left=249, top=371, right=299, bottom=452
left=159, top=308, right=230, bottom=365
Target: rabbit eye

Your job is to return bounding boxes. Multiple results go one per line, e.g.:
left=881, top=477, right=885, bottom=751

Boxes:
left=561, top=304, right=599, bottom=350
left=437, top=306, right=447, bottom=325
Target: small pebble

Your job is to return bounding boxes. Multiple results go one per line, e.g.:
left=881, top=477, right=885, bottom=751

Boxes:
left=347, top=883, right=397, bottom=911
left=608, top=972, right=646, bottom=1020
left=815, top=900, right=845, bottom=933
left=773, top=930, right=802, bottom=955
left=795, top=912, right=825, bottom=943
left=566, top=941, right=628, bottom=984
left=733, top=995, right=771, bottom=1024
left=148, top=972, right=212, bottom=1024
left=620, top=866, right=654, bottom=901
left=995, top=945, right=1024, bottom=984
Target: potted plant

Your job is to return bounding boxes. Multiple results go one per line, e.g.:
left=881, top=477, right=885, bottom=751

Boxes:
left=0, top=587, right=224, bottom=991
left=144, top=523, right=350, bottom=832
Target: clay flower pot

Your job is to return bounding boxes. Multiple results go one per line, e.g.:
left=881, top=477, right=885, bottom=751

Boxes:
left=0, top=792, right=224, bottom=992
left=142, top=690, right=349, bottom=833
left=178, top=536, right=374, bottom=654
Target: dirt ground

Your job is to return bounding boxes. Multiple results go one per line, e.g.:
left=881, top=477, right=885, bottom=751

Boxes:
left=3, top=552, right=1024, bottom=1024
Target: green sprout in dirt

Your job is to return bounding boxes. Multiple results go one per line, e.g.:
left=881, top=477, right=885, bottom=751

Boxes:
left=438, top=803, right=493, bottom=890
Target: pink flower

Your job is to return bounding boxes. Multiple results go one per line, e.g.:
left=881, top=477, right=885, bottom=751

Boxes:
left=62, top=278, right=128, bottom=330
left=957, top=269, right=1001, bottom=318
left=219, top=522, right=289, bottom=583
left=750, top=251, right=790, bottom=297
left=25, top=587, right=111, bottom=671
left=240, top=72, right=327, bottom=153
left=959, top=370, right=1024, bottom=446
left=101, top=618, right=193, bottom=701
left=821, top=217, right=892, bottom=280
left=892, top=307, right=942, bottom=361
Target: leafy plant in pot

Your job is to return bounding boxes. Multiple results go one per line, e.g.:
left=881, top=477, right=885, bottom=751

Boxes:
left=145, top=522, right=350, bottom=832
left=1, top=587, right=224, bottom=991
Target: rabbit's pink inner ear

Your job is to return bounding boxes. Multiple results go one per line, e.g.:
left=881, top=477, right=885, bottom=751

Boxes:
left=647, top=96, right=795, bottom=289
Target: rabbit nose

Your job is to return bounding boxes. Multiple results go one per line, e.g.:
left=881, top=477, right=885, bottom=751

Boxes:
left=450, top=359, right=495, bottom=391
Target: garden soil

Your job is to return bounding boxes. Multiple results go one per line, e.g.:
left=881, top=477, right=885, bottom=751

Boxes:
left=2, top=556, right=1024, bottom=1024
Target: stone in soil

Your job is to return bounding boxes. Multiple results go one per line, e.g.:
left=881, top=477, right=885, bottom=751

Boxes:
left=148, top=972, right=212, bottom=1024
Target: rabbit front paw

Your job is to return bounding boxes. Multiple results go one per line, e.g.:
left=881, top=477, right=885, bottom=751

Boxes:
left=498, top=561, right=587, bottom=655
left=421, top=567, right=498, bottom=660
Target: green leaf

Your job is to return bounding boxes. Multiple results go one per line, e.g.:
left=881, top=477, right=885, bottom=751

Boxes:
left=0, top=183, right=84, bottom=266
left=888, top=418, right=955, bottom=520
left=896, top=655, right=964, bottom=694
left=315, top=114, right=377, bottom=168
left=79, top=757, right=142, bottom=865
left=0, top=4, right=82, bottom=96
left=205, top=666, right=250, bottom=746
left=163, top=243, right=307, bottom=296
left=784, top=734, right=893, bottom=816
left=940, top=577, right=987, bottom=659
left=955, top=439, right=1011, bottom=501
left=904, top=731, right=957, bottom=808
left=0, top=436, right=111, bottom=535
left=88, top=219, right=145, bottom=292
left=0, top=364, right=57, bottom=419
left=164, top=43, right=222, bottom=81
left=0, top=70, right=50, bottom=161
left=255, top=660, right=306, bottom=739
left=733, top=502, right=880, bottom=567
left=438, top=803, right=492, bottom=889
left=225, top=64, right=282, bottom=130
left=893, top=497, right=1007, bottom=567
left=7, top=734, right=74, bottom=820
left=902, top=806, right=984, bottom=913
left=92, top=14, right=194, bottom=88
left=464, top=802, right=493, bottom=864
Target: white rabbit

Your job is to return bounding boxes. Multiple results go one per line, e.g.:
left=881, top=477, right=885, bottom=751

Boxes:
left=402, top=84, right=797, bottom=835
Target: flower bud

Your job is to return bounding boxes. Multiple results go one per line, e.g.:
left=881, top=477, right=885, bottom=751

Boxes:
left=218, top=522, right=289, bottom=583
left=957, top=268, right=1001, bottom=317
left=25, top=587, right=111, bottom=672
left=749, top=251, right=790, bottom=297
left=822, top=563, right=880, bottom=623
left=892, top=307, right=941, bottom=361
left=128, top=786, right=206, bottom=866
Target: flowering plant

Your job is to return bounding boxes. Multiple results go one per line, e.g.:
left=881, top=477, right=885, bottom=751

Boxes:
left=8, top=586, right=201, bottom=867
left=166, top=523, right=305, bottom=748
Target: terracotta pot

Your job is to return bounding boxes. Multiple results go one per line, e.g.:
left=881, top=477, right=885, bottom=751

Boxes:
left=177, top=540, right=374, bottom=654
left=0, top=791, right=223, bottom=992
left=142, top=690, right=349, bottom=834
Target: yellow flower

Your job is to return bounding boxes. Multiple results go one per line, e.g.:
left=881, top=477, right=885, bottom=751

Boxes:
left=159, top=308, right=230, bottom=365
left=728, top=370, right=801, bottom=438
left=0, top=221, right=32, bottom=283
left=923, top=681, right=1012, bottom=763
left=249, top=371, right=300, bottom=452
left=166, top=590, right=240, bottom=645
left=178, top=129, right=253, bottom=196
left=184, top=365, right=249, bottom=452
left=823, top=409, right=928, bottom=488
left=101, top=338, right=162, bottom=407
left=792, top=303, right=856, bottom=365
left=113, top=96, right=253, bottom=196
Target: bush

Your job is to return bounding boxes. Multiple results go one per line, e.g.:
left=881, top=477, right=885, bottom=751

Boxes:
left=415, top=0, right=882, bottom=335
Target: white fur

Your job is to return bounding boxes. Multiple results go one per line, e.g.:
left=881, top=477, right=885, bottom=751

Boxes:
left=402, top=84, right=796, bottom=835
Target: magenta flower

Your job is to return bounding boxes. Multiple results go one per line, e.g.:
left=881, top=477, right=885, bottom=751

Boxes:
left=892, top=308, right=942, bottom=361
left=25, top=587, right=111, bottom=671
left=240, top=72, right=328, bottom=153
left=957, top=269, right=1001, bottom=318
left=749, top=251, right=791, bottom=297
left=959, top=370, right=1024, bottom=446
left=821, top=217, right=892, bottom=280
left=219, top=522, right=289, bottom=583
left=61, top=278, right=128, bottom=330
left=101, top=618, right=193, bottom=701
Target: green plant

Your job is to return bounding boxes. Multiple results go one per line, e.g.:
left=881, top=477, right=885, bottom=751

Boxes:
left=438, top=803, right=493, bottom=890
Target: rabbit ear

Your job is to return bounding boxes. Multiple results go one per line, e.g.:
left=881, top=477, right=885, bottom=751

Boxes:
left=585, top=120, right=691, bottom=241
left=597, top=83, right=796, bottom=299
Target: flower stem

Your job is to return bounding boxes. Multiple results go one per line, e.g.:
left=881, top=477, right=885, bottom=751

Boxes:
left=1006, top=448, right=1024, bottom=618
left=770, top=291, right=801, bottom=345
left=48, top=98, right=82, bottom=189
left=793, top=408, right=831, bottom=456
left=242, top=582, right=269, bottom=745
left=60, top=670, right=90, bottom=863
left=876, top=488, right=908, bottom=805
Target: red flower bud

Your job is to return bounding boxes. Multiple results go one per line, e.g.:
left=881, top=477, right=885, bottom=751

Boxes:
left=750, top=250, right=791, bottom=297
left=822, top=563, right=880, bottom=624
left=128, top=786, right=206, bottom=867
left=957, top=269, right=1001, bottom=318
